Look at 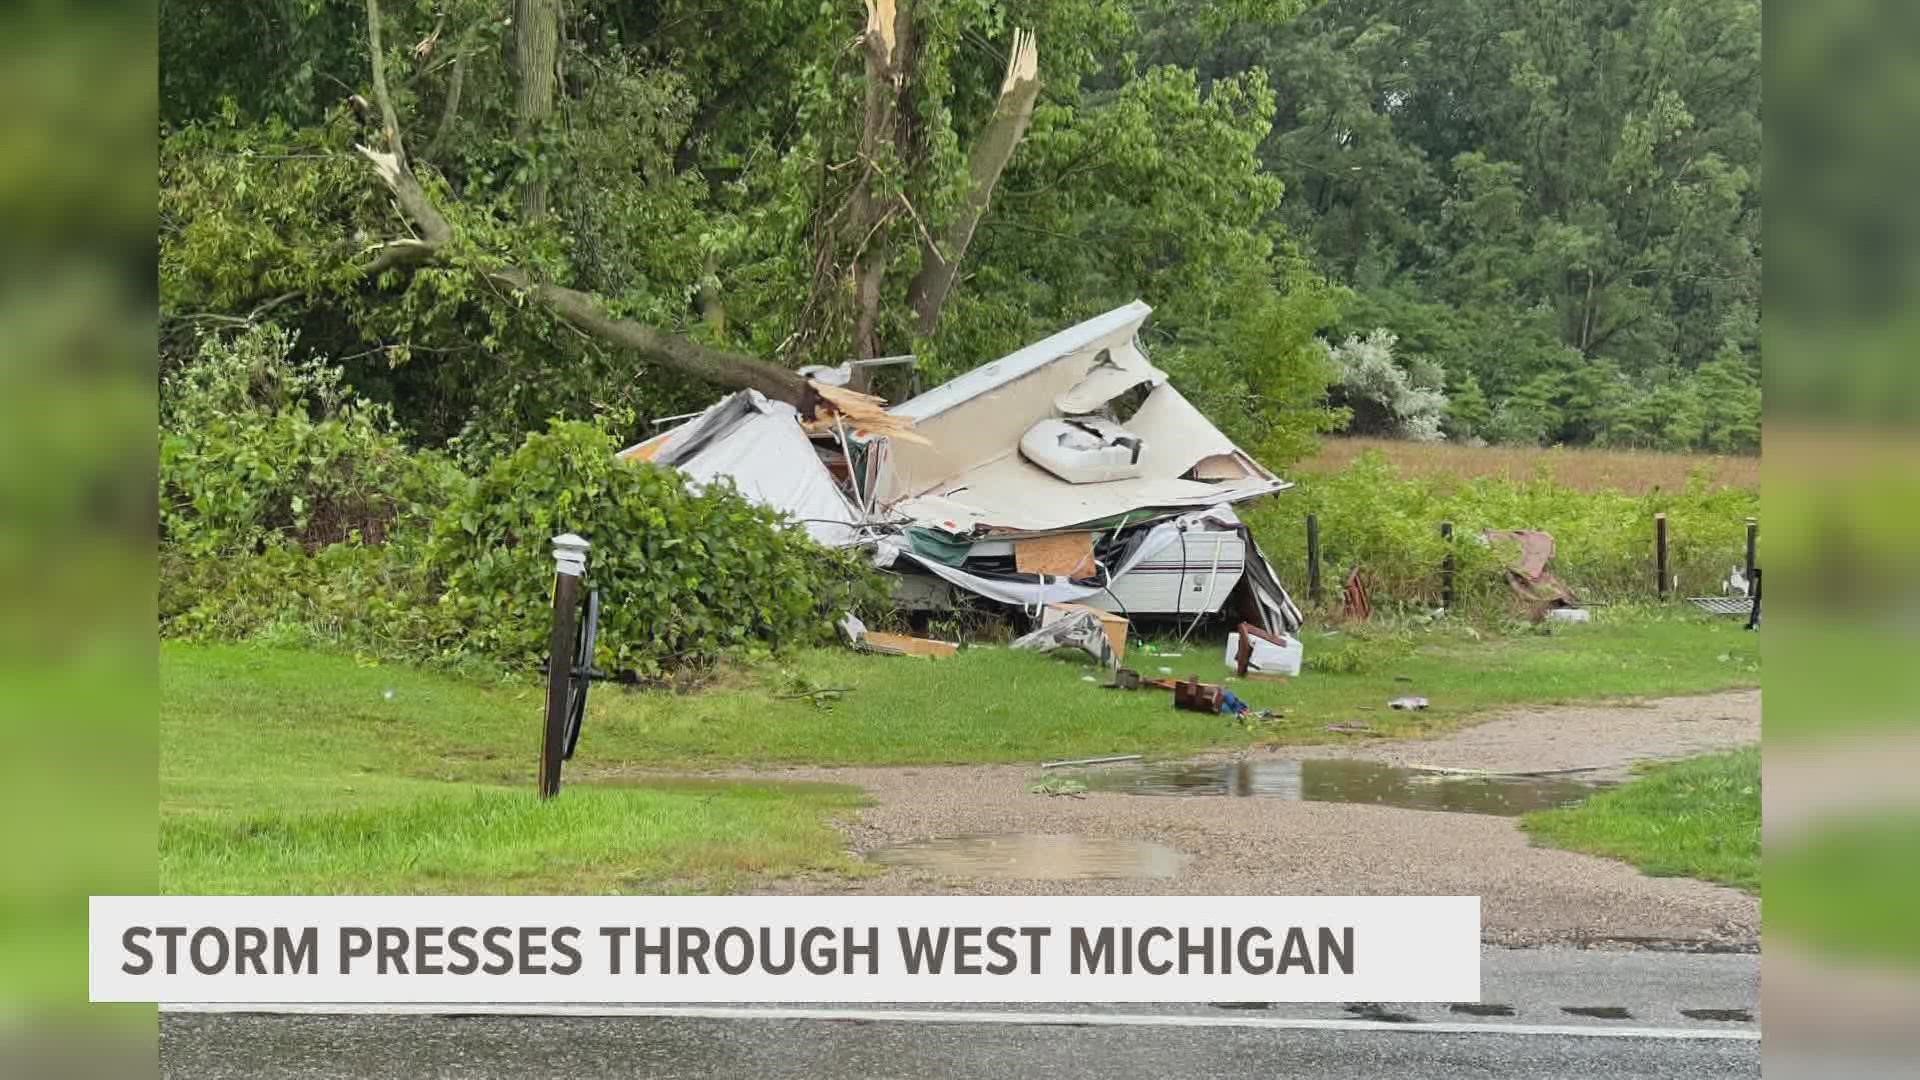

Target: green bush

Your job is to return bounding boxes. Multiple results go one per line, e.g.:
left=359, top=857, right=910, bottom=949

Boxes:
left=160, top=329, right=883, bottom=670
left=160, top=326, right=460, bottom=557
left=425, top=420, right=887, bottom=673
left=1247, top=452, right=1759, bottom=610
left=159, top=327, right=463, bottom=648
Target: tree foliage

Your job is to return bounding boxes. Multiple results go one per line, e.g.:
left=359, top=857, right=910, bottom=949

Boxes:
left=1152, top=0, right=1761, bottom=450
left=159, top=0, right=1758, bottom=461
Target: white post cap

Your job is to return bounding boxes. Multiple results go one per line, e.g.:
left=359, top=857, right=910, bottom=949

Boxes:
left=551, top=532, right=591, bottom=577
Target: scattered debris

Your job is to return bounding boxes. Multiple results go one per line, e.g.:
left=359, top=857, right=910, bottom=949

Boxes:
left=775, top=687, right=854, bottom=700
left=1485, top=528, right=1580, bottom=621
left=1106, top=667, right=1142, bottom=691
left=1173, top=676, right=1227, bottom=714
left=1225, top=622, right=1303, bottom=677
left=1389, top=696, right=1429, bottom=710
left=1546, top=607, right=1592, bottom=624
left=1081, top=674, right=1098, bottom=683
left=1041, top=602, right=1129, bottom=663
left=836, top=612, right=868, bottom=644
left=1028, top=776, right=1089, bottom=798
left=1012, top=607, right=1124, bottom=668
left=1040, top=753, right=1144, bottom=770
left=1324, top=723, right=1376, bottom=736
left=862, top=631, right=959, bottom=658
left=1342, top=566, right=1373, bottom=621
left=1688, top=595, right=1753, bottom=618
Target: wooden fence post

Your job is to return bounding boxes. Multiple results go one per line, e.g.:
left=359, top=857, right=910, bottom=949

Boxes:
left=1655, top=513, right=1670, bottom=600
left=1440, top=520, right=1456, bottom=610
left=1306, top=514, right=1323, bottom=603
left=1744, top=517, right=1758, bottom=585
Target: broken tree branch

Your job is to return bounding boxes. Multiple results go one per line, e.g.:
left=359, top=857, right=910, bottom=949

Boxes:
left=344, top=0, right=816, bottom=411
left=847, top=0, right=913, bottom=358
left=906, top=27, right=1039, bottom=337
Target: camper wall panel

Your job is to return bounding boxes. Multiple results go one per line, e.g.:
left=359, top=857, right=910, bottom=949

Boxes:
left=1085, top=532, right=1247, bottom=617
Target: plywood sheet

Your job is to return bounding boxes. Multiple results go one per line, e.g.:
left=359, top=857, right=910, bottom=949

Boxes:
left=1014, top=532, right=1097, bottom=578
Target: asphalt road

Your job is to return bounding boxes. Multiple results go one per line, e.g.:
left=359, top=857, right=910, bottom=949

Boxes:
left=160, top=948, right=1759, bottom=1079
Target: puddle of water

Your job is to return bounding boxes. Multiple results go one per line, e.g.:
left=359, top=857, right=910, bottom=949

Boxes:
left=866, top=833, right=1186, bottom=880
left=1077, top=759, right=1604, bottom=816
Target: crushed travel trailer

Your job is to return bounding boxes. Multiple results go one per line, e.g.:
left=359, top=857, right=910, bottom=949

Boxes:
left=620, top=301, right=1304, bottom=633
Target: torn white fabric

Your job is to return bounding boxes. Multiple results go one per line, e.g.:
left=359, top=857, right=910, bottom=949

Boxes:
left=624, top=390, right=862, bottom=547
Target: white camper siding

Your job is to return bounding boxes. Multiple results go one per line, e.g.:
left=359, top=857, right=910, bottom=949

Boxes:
left=1084, top=531, right=1247, bottom=617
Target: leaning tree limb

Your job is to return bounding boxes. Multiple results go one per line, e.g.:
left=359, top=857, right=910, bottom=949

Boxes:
left=349, top=0, right=815, bottom=411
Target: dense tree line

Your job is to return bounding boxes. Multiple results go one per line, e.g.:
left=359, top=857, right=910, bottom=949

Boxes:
left=160, top=0, right=1758, bottom=457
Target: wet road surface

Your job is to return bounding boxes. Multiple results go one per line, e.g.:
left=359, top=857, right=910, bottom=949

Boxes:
left=161, top=948, right=1758, bottom=1079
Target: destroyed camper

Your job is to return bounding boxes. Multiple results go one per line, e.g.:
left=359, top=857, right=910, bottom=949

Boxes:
left=620, top=301, right=1303, bottom=635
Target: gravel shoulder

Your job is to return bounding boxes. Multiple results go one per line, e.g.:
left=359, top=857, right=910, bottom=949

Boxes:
left=729, top=691, right=1761, bottom=950
left=1278, top=689, right=1759, bottom=779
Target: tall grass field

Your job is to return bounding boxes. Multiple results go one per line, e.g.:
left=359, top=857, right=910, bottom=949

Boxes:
left=1295, top=437, right=1760, bottom=494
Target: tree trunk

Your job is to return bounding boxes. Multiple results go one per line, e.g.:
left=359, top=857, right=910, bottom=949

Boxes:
left=512, top=0, right=561, bottom=222
left=847, top=0, right=913, bottom=358
left=906, top=29, right=1039, bottom=338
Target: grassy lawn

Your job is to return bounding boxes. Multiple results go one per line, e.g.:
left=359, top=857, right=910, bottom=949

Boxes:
left=585, top=609, right=1757, bottom=766
left=1521, top=748, right=1760, bottom=892
left=162, top=647, right=868, bottom=894
left=1767, top=813, right=1920, bottom=966
left=162, top=608, right=1756, bottom=893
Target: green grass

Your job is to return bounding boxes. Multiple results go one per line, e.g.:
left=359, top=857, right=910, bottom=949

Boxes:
left=165, top=612, right=1761, bottom=783
left=583, top=608, right=1757, bottom=766
left=162, top=647, right=868, bottom=894
left=1522, top=748, right=1760, bottom=892
left=162, top=608, right=1757, bottom=893
left=1767, top=813, right=1920, bottom=966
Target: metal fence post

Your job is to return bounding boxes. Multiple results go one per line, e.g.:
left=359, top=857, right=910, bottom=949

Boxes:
left=1744, top=517, right=1758, bottom=585
left=541, top=533, right=591, bottom=799
left=1440, top=520, right=1455, bottom=610
left=1306, top=514, right=1323, bottom=604
left=1655, top=513, right=1670, bottom=600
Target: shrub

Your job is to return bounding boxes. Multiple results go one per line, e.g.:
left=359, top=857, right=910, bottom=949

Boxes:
left=159, top=327, right=463, bottom=647
left=425, top=419, right=886, bottom=673
left=159, top=326, right=460, bottom=557
left=1325, top=329, right=1450, bottom=442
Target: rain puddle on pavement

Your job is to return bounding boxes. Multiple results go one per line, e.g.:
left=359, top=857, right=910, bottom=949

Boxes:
left=1075, top=759, right=1605, bottom=816
left=866, top=833, right=1186, bottom=879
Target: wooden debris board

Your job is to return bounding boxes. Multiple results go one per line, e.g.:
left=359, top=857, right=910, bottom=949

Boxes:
left=862, top=631, right=959, bottom=658
left=1015, top=532, right=1097, bottom=578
